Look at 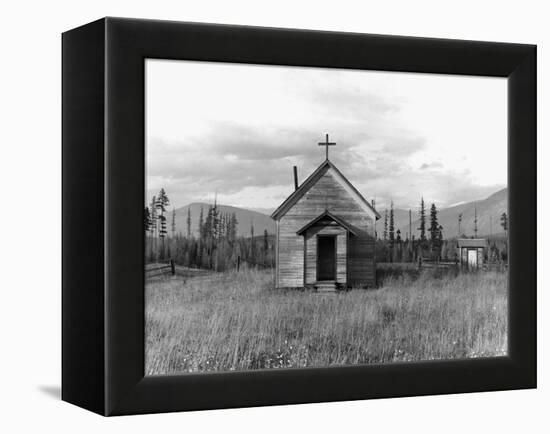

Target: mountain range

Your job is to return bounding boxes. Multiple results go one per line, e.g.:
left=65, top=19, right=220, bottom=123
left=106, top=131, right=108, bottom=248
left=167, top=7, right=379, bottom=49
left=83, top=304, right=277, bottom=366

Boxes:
left=170, top=188, right=507, bottom=239
left=171, top=203, right=276, bottom=238
left=394, top=188, right=507, bottom=239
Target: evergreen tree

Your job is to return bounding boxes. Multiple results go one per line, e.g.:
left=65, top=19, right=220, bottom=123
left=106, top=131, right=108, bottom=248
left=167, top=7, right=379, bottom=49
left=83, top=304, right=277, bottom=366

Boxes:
left=389, top=201, right=395, bottom=248
left=383, top=209, right=388, bottom=241
left=144, top=207, right=151, bottom=233
left=250, top=220, right=255, bottom=258
left=201, top=200, right=222, bottom=270
left=211, top=198, right=220, bottom=243
left=198, top=206, right=204, bottom=266
left=149, top=196, right=157, bottom=260
left=192, top=242, right=198, bottom=267
left=219, top=212, right=226, bottom=238
left=429, top=203, right=439, bottom=248
left=371, top=199, right=378, bottom=239
left=500, top=212, right=508, bottom=238
left=229, top=213, right=238, bottom=243
left=204, top=205, right=215, bottom=268
left=474, top=205, right=478, bottom=237
left=418, top=197, right=427, bottom=246
left=186, top=207, right=192, bottom=238
left=198, top=207, right=204, bottom=240
left=156, top=188, right=170, bottom=258
left=203, top=206, right=212, bottom=267
left=171, top=208, right=176, bottom=238
left=150, top=196, right=157, bottom=236
left=225, top=213, right=231, bottom=239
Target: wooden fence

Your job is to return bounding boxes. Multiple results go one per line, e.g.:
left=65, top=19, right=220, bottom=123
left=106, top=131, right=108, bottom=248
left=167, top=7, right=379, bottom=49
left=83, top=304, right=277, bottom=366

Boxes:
left=378, top=258, right=507, bottom=272
left=377, top=259, right=456, bottom=271
left=418, top=257, right=458, bottom=269
left=145, top=259, right=175, bottom=278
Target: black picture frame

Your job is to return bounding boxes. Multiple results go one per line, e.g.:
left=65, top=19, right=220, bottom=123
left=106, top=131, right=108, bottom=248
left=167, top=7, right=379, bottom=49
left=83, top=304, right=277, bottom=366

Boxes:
left=62, top=17, right=536, bottom=416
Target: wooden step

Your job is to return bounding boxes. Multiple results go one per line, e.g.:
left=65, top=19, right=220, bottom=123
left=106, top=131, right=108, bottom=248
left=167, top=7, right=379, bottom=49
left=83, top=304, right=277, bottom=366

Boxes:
left=314, top=281, right=337, bottom=292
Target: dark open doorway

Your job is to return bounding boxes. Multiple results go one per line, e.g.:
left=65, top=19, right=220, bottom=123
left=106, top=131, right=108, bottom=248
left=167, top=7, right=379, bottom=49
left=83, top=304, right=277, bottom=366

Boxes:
left=317, top=235, right=336, bottom=281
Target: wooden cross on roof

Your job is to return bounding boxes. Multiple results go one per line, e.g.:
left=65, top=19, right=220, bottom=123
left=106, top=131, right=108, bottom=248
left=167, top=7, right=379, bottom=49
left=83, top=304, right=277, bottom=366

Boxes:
left=318, top=133, right=336, bottom=160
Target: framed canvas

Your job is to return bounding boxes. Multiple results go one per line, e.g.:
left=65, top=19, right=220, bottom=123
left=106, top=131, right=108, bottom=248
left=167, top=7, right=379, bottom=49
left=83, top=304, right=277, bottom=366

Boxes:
left=62, top=17, right=536, bottom=416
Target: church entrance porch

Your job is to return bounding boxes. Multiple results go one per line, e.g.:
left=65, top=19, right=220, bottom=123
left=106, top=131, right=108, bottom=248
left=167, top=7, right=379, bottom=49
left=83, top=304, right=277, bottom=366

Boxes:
left=297, top=211, right=354, bottom=291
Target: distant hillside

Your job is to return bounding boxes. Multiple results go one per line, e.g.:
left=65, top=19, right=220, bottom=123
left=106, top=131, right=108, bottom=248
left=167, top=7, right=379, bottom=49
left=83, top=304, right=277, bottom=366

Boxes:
left=169, top=189, right=507, bottom=240
left=396, top=188, right=507, bottom=239
left=172, top=203, right=276, bottom=238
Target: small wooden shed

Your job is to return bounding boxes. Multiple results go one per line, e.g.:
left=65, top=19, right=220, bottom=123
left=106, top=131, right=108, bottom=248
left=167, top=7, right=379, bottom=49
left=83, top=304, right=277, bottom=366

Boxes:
left=457, top=238, right=487, bottom=270
left=271, top=159, right=380, bottom=291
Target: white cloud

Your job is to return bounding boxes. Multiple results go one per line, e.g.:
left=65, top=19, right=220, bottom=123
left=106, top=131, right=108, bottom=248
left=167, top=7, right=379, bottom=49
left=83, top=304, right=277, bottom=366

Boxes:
left=146, top=59, right=507, bottom=211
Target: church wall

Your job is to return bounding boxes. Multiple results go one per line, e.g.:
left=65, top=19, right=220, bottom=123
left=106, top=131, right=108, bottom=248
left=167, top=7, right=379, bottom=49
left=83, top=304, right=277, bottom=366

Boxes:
left=276, top=167, right=376, bottom=288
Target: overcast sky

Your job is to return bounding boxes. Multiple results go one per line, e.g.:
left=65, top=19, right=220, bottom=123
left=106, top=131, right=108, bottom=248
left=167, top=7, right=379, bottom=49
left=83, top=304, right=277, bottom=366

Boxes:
left=146, top=59, right=507, bottom=212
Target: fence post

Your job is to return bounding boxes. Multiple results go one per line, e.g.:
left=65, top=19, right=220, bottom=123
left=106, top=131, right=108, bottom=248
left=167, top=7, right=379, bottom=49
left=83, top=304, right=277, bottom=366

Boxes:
left=170, top=259, right=175, bottom=275
left=237, top=255, right=241, bottom=272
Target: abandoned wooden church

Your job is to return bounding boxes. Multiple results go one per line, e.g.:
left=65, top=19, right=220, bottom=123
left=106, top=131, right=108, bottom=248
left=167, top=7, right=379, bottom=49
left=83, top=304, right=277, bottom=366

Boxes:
left=271, top=136, right=380, bottom=291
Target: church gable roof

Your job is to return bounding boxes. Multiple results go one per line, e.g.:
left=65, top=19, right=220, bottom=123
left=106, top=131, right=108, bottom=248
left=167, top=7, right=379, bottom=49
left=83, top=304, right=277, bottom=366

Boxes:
left=271, top=160, right=381, bottom=221
left=296, top=210, right=359, bottom=236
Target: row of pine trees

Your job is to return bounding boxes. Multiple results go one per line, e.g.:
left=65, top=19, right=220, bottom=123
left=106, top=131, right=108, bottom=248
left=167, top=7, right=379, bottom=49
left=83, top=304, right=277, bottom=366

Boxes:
left=377, top=199, right=443, bottom=254
left=375, top=197, right=508, bottom=263
left=144, top=188, right=275, bottom=271
left=144, top=189, right=508, bottom=268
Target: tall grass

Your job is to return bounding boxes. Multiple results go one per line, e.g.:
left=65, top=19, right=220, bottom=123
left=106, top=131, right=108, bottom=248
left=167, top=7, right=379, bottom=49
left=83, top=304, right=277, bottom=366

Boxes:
left=145, top=269, right=507, bottom=375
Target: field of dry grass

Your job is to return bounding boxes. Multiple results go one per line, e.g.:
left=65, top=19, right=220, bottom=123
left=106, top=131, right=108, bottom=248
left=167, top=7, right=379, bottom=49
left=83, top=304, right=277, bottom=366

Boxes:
left=145, top=268, right=507, bottom=375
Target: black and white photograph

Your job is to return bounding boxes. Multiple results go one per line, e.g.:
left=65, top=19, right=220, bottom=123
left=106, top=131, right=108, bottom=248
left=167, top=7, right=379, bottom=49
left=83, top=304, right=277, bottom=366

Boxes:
left=1, top=0, right=542, bottom=429
left=145, top=60, right=508, bottom=375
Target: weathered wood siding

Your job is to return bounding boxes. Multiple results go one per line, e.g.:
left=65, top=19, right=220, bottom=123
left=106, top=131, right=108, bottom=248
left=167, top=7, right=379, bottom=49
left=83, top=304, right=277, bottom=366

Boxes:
left=304, top=224, right=347, bottom=285
left=348, top=229, right=376, bottom=286
left=276, top=167, right=376, bottom=288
